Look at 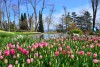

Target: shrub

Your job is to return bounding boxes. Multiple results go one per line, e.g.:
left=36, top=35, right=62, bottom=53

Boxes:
left=89, top=31, right=95, bottom=35
left=96, top=31, right=100, bottom=36
left=68, top=29, right=83, bottom=35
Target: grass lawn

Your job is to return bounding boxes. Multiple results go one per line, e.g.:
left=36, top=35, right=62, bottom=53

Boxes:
left=0, top=30, right=41, bottom=37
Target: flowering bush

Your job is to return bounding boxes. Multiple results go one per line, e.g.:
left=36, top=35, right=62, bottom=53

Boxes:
left=0, top=35, right=100, bottom=66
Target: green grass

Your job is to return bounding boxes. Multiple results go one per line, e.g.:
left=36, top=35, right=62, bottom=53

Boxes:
left=0, top=30, right=41, bottom=37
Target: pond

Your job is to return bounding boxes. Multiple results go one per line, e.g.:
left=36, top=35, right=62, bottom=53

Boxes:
left=32, top=33, right=68, bottom=39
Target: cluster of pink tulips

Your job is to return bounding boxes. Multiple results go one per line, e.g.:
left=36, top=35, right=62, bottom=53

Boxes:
left=0, top=35, right=100, bottom=67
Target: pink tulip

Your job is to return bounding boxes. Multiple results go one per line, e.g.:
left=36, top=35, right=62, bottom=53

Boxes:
left=8, top=64, right=13, bottom=67
left=90, top=44, right=94, bottom=49
left=82, top=46, right=85, bottom=49
left=0, top=50, right=2, bottom=55
left=87, top=52, right=92, bottom=56
left=97, top=44, right=100, bottom=47
left=66, top=46, right=70, bottom=50
left=15, top=60, right=18, bottom=64
left=8, top=44, right=13, bottom=48
left=22, top=49, right=29, bottom=55
left=93, top=59, right=99, bottom=64
left=55, top=51, right=59, bottom=56
left=78, top=51, right=84, bottom=56
left=39, top=44, right=43, bottom=48
left=32, top=45, right=37, bottom=49
left=28, top=46, right=31, bottom=49
left=4, top=50, right=10, bottom=56
left=58, top=47, right=62, bottom=51
left=94, top=40, right=97, bottom=43
left=16, top=42, right=19, bottom=45
left=34, top=52, right=38, bottom=58
left=0, top=56, right=3, bottom=60
left=35, top=44, right=39, bottom=48
left=39, top=55, right=43, bottom=59
left=67, top=51, right=71, bottom=55
left=62, top=50, right=66, bottom=54
left=30, top=58, right=34, bottom=62
left=10, top=49, right=16, bottom=55
left=62, top=44, right=65, bottom=47
left=26, top=59, right=31, bottom=64
left=93, top=53, right=97, bottom=58
left=18, top=47, right=23, bottom=52
left=70, top=55, right=74, bottom=59
left=13, top=55, right=16, bottom=59
left=43, top=42, right=48, bottom=47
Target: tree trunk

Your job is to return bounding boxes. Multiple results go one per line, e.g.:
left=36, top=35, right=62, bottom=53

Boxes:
left=93, top=15, right=95, bottom=30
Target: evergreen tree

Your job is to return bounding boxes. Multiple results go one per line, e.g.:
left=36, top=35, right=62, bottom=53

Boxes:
left=71, top=12, right=77, bottom=22
left=38, top=11, right=44, bottom=32
left=65, top=12, right=72, bottom=28
left=20, top=13, right=28, bottom=30
left=76, top=11, right=92, bottom=31
left=83, top=11, right=92, bottom=30
left=23, top=13, right=28, bottom=30
left=20, top=13, right=24, bottom=29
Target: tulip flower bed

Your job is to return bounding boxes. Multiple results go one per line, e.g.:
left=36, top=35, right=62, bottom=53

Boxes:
left=0, top=35, right=100, bottom=67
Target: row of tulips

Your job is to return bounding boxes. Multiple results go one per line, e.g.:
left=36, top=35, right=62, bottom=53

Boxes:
left=0, top=35, right=100, bottom=67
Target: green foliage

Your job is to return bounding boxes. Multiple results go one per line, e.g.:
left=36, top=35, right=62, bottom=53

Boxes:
left=68, top=29, right=83, bottom=35
left=96, top=31, right=100, bottom=36
left=0, top=32, right=15, bottom=38
left=38, top=11, right=44, bottom=33
left=89, top=31, right=94, bottom=35
left=67, top=22, right=77, bottom=31
left=56, top=24, right=65, bottom=33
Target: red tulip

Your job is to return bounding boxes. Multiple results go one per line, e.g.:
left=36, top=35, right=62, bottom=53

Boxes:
left=10, top=49, right=16, bottom=55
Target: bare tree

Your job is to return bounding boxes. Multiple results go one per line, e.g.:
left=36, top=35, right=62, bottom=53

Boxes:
left=29, top=14, right=35, bottom=31
left=0, top=0, right=4, bottom=29
left=12, top=4, right=18, bottom=23
left=18, top=0, right=22, bottom=29
left=45, top=4, right=55, bottom=32
left=22, top=0, right=30, bottom=30
left=4, top=0, right=12, bottom=31
left=29, top=0, right=46, bottom=31
left=91, top=0, right=100, bottom=30
left=0, top=10, right=2, bottom=29
left=40, top=0, right=46, bottom=13
left=29, top=0, right=41, bottom=31
left=63, top=6, right=67, bottom=18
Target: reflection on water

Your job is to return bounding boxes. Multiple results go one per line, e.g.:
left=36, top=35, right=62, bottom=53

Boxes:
left=33, top=33, right=67, bottom=39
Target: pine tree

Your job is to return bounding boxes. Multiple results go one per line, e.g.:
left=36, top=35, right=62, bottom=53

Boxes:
left=20, top=13, right=28, bottom=30
left=23, top=13, right=28, bottom=30
left=38, top=11, right=44, bottom=32
left=20, top=13, right=24, bottom=29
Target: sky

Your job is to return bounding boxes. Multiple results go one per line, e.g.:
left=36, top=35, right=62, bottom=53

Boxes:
left=13, top=0, right=100, bottom=30
left=20, top=0, right=92, bottom=15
